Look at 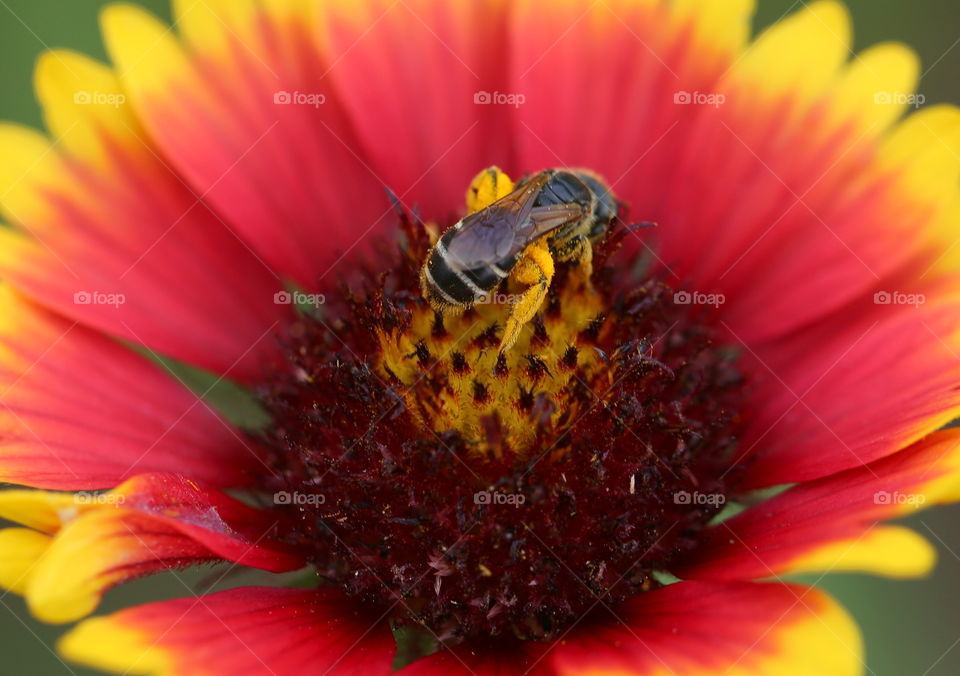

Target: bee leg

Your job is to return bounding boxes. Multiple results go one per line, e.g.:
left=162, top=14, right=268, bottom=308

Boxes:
left=556, top=234, right=593, bottom=282
left=500, top=239, right=555, bottom=353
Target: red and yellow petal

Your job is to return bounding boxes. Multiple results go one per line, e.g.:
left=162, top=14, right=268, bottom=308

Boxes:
left=638, top=1, right=945, bottom=341
left=548, top=581, right=860, bottom=676
left=0, top=288, right=263, bottom=490
left=0, top=474, right=304, bottom=623
left=60, top=586, right=396, bottom=676
left=722, top=0, right=851, bottom=119
left=100, top=2, right=390, bottom=288
left=676, top=429, right=960, bottom=581
left=406, top=581, right=861, bottom=676
left=3, top=509, right=216, bottom=624
left=704, top=100, right=960, bottom=346
left=0, top=49, right=290, bottom=381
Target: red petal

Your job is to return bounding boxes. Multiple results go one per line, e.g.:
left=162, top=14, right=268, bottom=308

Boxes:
left=112, top=473, right=305, bottom=572
left=511, top=0, right=746, bottom=179
left=736, top=293, right=960, bottom=487
left=320, top=0, right=515, bottom=220
left=0, top=289, right=264, bottom=489
left=400, top=643, right=545, bottom=676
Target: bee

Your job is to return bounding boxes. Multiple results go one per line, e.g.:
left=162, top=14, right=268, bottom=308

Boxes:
left=420, top=168, right=619, bottom=352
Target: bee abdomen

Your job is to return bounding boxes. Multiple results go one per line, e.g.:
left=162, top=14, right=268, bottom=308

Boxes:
left=424, top=243, right=514, bottom=308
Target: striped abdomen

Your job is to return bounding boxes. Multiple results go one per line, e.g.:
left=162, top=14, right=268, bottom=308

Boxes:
left=422, top=228, right=518, bottom=308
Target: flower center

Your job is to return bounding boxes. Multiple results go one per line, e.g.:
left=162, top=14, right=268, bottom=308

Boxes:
left=258, top=182, right=746, bottom=643
left=376, top=257, right=606, bottom=461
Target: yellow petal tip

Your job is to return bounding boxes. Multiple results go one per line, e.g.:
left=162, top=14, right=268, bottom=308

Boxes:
left=60, top=616, right=172, bottom=676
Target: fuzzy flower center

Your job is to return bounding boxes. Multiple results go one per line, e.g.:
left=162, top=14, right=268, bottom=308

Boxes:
left=259, top=193, right=745, bottom=643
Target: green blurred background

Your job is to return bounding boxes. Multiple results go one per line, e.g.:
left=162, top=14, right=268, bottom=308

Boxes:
left=0, top=0, right=957, bottom=674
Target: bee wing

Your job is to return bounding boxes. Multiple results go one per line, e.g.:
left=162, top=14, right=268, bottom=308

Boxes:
left=524, top=203, right=586, bottom=239
left=442, top=175, right=583, bottom=270
left=442, top=174, right=548, bottom=269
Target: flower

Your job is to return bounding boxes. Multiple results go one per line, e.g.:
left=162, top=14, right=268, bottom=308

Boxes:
left=0, top=0, right=959, bottom=674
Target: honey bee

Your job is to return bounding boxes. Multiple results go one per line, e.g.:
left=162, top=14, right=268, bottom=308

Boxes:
left=420, top=168, right=620, bottom=352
